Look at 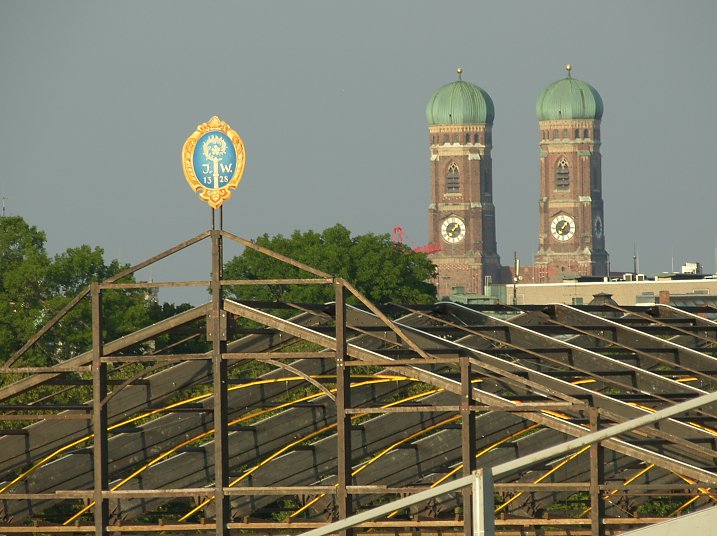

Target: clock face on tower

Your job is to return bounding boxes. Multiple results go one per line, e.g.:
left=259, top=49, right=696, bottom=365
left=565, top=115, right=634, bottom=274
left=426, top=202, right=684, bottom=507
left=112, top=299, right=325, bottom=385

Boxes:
left=551, top=214, right=576, bottom=241
left=441, top=216, right=466, bottom=244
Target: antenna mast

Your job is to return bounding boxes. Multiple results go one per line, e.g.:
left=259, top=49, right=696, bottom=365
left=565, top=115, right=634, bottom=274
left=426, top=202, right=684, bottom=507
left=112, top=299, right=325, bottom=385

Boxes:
left=671, top=248, right=675, bottom=273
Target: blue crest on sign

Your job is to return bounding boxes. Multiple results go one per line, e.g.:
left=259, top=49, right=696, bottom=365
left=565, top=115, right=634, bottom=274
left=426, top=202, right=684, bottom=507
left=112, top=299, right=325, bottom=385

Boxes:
left=183, top=115, right=246, bottom=209
left=192, top=131, right=238, bottom=190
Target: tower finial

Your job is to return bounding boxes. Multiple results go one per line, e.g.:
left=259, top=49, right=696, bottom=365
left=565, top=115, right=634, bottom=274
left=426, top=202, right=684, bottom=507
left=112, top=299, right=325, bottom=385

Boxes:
left=565, top=64, right=572, bottom=78
left=457, top=67, right=463, bottom=80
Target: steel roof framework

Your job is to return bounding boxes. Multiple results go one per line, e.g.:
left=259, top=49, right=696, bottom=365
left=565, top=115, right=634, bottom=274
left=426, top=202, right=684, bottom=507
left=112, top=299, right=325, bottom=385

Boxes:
left=1, top=230, right=717, bottom=535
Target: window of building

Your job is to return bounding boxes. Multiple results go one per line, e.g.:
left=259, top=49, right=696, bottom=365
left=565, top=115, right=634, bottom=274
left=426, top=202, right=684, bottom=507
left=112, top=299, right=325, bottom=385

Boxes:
left=446, top=163, right=460, bottom=193
left=562, top=129, right=568, bottom=139
left=466, top=133, right=471, bottom=143
left=636, top=292, right=657, bottom=305
left=443, top=134, right=449, bottom=144
left=575, top=128, right=580, bottom=138
left=572, top=297, right=584, bottom=305
left=591, top=164, right=601, bottom=191
left=584, top=129, right=590, bottom=138
left=556, top=157, right=570, bottom=190
left=474, top=133, right=480, bottom=143
left=553, top=129, right=558, bottom=139
left=482, top=164, right=492, bottom=194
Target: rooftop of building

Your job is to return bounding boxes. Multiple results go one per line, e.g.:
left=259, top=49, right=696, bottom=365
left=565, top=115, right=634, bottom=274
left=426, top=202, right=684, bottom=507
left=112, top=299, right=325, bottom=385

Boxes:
left=536, top=64, right=604, bottom=121
left=426, top=68, right=495, bottom=125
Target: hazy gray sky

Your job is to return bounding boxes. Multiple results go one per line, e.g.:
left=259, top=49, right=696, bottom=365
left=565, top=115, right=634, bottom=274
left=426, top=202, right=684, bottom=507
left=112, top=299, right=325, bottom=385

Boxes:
left=1, top=1, right=716, bottom=303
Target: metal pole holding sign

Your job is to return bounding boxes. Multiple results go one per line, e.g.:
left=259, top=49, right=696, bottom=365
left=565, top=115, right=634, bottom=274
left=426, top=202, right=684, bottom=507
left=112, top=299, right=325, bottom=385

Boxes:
left=182, top=117, right=245, bottom=535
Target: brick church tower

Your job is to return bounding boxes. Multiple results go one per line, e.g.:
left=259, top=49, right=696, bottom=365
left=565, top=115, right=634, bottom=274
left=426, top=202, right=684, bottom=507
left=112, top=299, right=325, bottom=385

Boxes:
left=533, top=66, right=609, bottom=282
left=425, top=69, right=502, bottom=297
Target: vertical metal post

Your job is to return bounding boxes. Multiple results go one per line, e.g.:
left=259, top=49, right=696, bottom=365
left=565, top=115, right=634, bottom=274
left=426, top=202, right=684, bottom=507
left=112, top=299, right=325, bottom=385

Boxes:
left=335, top=280, right=352, bottom=533
left=513, top=251, right=519, bottom=305
left=589, top=408, right=605, bottom=536
left=473, top=468, right=495, bottom=536
left=460, top=354, right=476, bottom=535
left=219, top=206, right=224, bottom=259
left=212, top=229, right=230, bottom=536
left=91, top=283, right=109, bottom=536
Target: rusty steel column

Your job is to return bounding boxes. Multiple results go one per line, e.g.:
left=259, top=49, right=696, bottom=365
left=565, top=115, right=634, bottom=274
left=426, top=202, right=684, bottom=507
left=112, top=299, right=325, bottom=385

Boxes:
left=335, top=280, right=352, bottom=534
left=91, top=282, right=109, bottom=536
left=590, top=408, right=605, bottom=536
left=211, top=228, right=230, bottom=536
left=460, top=354, right=476, bottom=536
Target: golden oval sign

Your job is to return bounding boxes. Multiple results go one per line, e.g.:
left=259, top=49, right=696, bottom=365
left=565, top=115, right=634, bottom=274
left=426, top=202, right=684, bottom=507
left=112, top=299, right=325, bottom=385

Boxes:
left=182, top=116, right=246, bottom=209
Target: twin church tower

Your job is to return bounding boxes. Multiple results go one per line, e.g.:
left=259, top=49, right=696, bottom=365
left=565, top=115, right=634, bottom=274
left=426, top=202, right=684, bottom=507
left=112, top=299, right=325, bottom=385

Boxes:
left=425, top=66, right=608, bottom=297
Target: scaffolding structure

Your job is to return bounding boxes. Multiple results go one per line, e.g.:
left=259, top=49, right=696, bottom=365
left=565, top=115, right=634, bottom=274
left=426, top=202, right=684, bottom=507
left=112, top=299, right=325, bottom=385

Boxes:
left=2, top=226, right=717, bottom=535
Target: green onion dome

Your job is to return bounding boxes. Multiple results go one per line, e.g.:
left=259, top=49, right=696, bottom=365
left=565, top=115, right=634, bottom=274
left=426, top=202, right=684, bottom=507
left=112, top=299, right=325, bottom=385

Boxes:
left=536, top=65, right=603, bottom=121
left=426, top=68, right=495, bottom=125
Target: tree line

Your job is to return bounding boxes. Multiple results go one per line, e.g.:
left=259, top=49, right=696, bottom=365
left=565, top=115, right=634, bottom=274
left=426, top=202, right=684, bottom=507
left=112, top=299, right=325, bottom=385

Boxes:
left=0, top=217, right=436, bottom=367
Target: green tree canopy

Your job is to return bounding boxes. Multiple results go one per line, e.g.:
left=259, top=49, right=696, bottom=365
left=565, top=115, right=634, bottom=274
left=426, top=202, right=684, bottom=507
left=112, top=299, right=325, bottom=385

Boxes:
left=0, top=217, right=51, bottom=359
left=223, top=224, right=437, bottom=305
left=42, top=245, right=152, bottom=360
left=0, top=216, right=153, bottom=365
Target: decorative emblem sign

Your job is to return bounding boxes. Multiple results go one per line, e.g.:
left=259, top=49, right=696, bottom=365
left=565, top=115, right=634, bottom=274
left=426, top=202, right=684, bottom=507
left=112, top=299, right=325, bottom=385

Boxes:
left=182, top=116, right=246, bottom=209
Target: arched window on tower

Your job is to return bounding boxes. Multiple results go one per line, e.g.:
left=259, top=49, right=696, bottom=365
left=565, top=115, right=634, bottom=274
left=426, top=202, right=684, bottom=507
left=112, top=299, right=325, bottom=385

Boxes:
left=482, top=167, right=492, bottom=195
left=556, top=157, right=570, bottom=190
left=446, top=163, right=460, bottom=193
left=592, top=163, right=601, bottom=191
